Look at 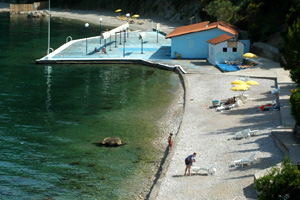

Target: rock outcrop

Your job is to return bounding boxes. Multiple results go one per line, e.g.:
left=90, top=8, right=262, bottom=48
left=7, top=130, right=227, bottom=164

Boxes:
left=97, top=137, right=124, bottom=147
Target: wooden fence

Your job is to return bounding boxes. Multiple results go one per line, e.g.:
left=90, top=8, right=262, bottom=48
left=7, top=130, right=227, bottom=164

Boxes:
left=10, top=1, right=49, bottom=13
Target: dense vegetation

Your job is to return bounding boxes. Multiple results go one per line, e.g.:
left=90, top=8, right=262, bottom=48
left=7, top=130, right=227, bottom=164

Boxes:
left=279, top=0, right=300, bottom=125
left=4, top=0, right=291, bottom=44
left=255, top=157, right=300, bottom=200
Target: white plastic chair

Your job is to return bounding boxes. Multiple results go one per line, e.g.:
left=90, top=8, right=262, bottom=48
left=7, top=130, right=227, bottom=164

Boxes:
left=191, top=162, right=217, bottom=175
left=231, top=153, right=256, bottom=168
left=229, top=128, right=259, bottom=140
left=271, top=86, right=280, bottom=94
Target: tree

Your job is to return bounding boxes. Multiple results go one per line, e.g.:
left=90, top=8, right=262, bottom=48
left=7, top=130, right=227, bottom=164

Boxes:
left=280, top=18, right=300, bottom=84
left=280, top=0, right=300, bottom=86
left=290, top=89, right=300, bottom=125
left=203, top=0, right=239, bottom=23
left=255, top=157, right=300, bottom=200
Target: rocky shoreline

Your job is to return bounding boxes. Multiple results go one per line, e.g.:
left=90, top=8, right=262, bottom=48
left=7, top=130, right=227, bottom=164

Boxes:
left=138, top=73, right=185, bottom=199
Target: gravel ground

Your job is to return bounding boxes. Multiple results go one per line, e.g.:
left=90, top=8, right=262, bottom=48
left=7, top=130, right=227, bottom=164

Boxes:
left=155, top=74, right=284, bottom=200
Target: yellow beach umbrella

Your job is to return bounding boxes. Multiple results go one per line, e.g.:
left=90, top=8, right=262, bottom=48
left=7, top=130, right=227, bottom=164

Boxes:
left=231, top=84, right=250, bottom=91
left=115, top=9, right=122, bottom=12
left=231, top=80, right=247, bottom=85
left=246, top=80, right=259, bottom=85
left=243, top=53, right=258, bottom=58
left=132, top=14, right=140, bottom=18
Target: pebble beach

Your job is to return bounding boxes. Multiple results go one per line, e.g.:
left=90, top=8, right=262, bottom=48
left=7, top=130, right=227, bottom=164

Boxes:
left=154, top=74, right=284, bottom=199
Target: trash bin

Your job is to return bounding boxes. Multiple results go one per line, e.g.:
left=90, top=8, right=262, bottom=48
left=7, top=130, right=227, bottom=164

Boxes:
left=212, top=100, right=219, bottom=107
left=177, top=54, right=181, bottom=59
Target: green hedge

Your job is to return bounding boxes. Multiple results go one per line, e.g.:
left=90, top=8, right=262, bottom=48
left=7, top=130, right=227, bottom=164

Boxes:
left=255, top=157, right=300, bottom=200
left=290, top=88, right=300, bottom=125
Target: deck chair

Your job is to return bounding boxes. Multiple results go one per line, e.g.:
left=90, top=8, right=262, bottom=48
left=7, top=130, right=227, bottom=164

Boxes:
left=229, top=128, right=259, bottom=140
left=229, top=130, right=249, bottom=140
left=239, top=76, right=249, bottom=81
left=271, top=86, right=280, bottom=94
left=235, top=99, right=244, bottom=107
left=234, top=94, right=248, bottom=103
left=216, top=104, right=234, bottom=111
left=243, top=128, right=259, bottom=136
left=191, top=162, right=217, bottom=175
left=231, top=153, right=256, bottom=168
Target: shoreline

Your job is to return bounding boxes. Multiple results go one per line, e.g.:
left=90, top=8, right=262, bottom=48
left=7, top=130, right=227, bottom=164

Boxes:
left=140, top=70, right=185, bottom=199
left=0, top=3, right=185, bottom=34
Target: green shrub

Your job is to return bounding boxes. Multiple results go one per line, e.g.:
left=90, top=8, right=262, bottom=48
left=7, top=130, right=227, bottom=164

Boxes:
left=255, top=157, right=300, bottom=200
left=290, top=88, right=300, bottom=125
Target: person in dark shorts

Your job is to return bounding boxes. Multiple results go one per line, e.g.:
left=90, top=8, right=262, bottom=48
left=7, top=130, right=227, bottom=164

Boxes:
left=184, top=152, right=196, bottom=176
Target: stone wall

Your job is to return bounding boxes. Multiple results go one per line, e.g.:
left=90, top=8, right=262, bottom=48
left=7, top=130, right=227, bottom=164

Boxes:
left=252, top=42, right=280, bottom=62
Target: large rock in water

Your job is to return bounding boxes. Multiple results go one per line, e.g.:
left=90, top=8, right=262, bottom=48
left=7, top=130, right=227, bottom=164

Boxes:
left=98, top=137, right=124, bottom=147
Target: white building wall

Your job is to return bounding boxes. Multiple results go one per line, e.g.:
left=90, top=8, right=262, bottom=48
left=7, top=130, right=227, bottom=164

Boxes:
left=208, top=41, right=244, bottom=65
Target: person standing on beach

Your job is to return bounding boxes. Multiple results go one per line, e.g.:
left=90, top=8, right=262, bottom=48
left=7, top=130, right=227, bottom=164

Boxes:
left=184, top=152, right=196, bottom=176
left=168, top=133, right=173, bottom=152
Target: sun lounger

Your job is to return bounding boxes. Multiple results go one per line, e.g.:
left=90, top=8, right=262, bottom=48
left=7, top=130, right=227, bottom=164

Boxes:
left=216, top=104, right=234, bottom=111
left=229, top=128, right=259, bottom=140
left=229, top=130, right=249, bottom=140
left=234, top=94, right=248, bottom=103
left=245, top=128, right=259, bottom=136
left=191, top=162, right=217, bottom=175
left=271, top=86, right=280, bottom=94
left=231, top=153, right=256, bottom=168
left=239, top=76, right=249, bottom=81
left=235, top=99, right=244, bottom=107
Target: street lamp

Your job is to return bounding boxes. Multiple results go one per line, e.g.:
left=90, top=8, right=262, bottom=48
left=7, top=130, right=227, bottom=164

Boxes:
left=156, top=23, right=160, bottom=43
left=99, top=17, right=102, bottom=44
left=123, top=27, right=126, bottom=57
left=47, top=0, right=51, bottom=55
left=120, top=29, right=122, bottom=45
left=85, top=23, right=89, bottom=53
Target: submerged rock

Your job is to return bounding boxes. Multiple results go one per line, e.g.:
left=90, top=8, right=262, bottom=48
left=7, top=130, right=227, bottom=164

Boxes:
left=97, top=137, right=124, bottom=147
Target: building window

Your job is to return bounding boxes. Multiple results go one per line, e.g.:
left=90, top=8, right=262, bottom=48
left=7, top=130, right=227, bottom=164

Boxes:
left=223, top=47, right=227, bottom=52
left=233, top=47, right=237, bottom=52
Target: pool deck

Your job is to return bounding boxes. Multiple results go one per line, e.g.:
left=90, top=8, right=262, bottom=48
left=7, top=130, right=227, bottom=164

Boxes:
left=37, top=30, right=181, bottom=69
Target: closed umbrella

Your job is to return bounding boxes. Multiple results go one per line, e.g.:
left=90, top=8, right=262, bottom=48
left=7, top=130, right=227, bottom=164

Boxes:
left=231, top=84, right=249, bottom=98
left=231, top=80, right=247, bottom=85
left=246, top=80, right=259, bottom=85
left=231, top=85, right=250, bottom=91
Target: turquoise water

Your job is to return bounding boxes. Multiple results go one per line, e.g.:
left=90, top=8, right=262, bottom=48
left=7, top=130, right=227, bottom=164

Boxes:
left=0, top=13, right=180, bottom=199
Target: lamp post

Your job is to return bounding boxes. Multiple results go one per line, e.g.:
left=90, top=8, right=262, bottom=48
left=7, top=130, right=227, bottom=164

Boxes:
left=156, top=23, right=160, bottom=43
left=123, top=27, right=125, bottom=57
left=99, top=17, right=102, bottom=44
left=141, top=38, right=143, bottom=54
left=115, top=32, right=117, bottom=47
left=85, top=23, right=89, bottom=53
left=47, top=0, right=51, bottom=55
left=109, top=33, right=112, bottom=51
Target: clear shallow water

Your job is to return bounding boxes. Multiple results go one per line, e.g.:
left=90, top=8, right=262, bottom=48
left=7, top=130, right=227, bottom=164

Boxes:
left=0, top=13, right=180, bottom=199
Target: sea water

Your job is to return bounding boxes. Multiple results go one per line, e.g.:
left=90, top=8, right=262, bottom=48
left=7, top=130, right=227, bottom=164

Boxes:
left=0, top=13, right=180, bottom=199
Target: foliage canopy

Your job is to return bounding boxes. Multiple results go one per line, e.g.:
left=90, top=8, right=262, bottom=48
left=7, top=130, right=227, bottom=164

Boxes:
left=255, top=157, right=300, bottom=200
